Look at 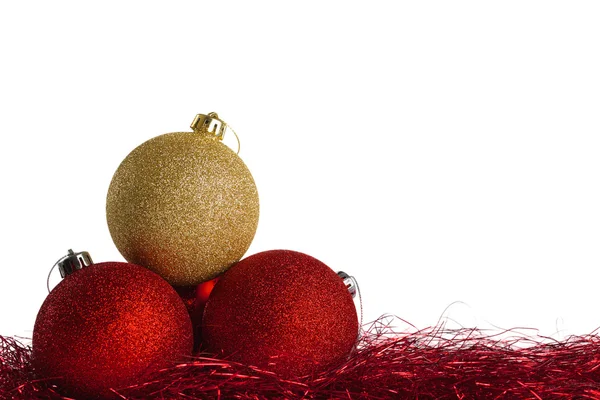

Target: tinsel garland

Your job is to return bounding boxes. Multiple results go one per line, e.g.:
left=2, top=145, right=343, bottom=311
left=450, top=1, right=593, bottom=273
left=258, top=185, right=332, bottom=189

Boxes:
left=2, top=317, right=600, bottom=399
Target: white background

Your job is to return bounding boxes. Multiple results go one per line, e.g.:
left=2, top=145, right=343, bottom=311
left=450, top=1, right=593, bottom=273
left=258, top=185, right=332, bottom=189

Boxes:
left=1, top=1, right=599, bottom=339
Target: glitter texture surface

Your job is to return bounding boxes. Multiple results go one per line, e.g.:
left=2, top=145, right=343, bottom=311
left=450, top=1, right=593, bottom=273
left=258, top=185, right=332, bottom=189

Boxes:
left=175, top=278, right=219, bottom=350
left=32, top=262, right=193, bottom=399
left=202, top=250, right=358, bottom=378
left=106, top=131, right=260, bottom=286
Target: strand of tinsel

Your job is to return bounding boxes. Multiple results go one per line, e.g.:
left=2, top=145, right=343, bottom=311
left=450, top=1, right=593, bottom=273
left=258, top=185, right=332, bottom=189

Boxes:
left=3, top=317, right=600, bottom=399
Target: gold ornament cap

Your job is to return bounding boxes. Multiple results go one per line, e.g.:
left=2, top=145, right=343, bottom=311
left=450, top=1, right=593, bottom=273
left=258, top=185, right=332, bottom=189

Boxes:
left=190, top=112, right=227, bottom=140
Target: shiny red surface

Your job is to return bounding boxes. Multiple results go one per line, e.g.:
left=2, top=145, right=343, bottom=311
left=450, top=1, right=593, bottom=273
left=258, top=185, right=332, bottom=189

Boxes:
left=175, top=278, right=219, bottom=349
left=202, top=250, right=358, bottom=378
left=32, top=262, right=193, bottom=399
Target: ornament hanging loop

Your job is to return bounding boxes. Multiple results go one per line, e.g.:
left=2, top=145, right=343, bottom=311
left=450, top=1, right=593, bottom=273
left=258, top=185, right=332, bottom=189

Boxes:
left=46, top=249, right=94, bottom=292
left=190, top=112, right=241, bottom=154
left=338, top=271, right=363, bottom=336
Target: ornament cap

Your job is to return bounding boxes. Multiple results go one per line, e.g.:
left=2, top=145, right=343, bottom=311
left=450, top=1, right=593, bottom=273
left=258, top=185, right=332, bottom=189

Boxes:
left=190, top=112, right=227, bottom=140
left=58, top=249, right=94, bottom=278
left=337, top=271, right=358, bottom=298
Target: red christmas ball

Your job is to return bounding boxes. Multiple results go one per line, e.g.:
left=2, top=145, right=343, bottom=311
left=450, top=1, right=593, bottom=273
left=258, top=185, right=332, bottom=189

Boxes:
left=175, top=278, right=219, bottom=350
left=202, top=250, right=358, bottom=377
left=32, top=261, right=193, bottom=399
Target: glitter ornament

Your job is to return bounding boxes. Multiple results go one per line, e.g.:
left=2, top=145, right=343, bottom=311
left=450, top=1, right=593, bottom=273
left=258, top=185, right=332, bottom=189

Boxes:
left=32, top=250, right=193, bottom=399
left=202, top=250, right=359, bottom=378
left=106, top=113, right=260, bottom=286
left=175, top=278, right=219, bottom=350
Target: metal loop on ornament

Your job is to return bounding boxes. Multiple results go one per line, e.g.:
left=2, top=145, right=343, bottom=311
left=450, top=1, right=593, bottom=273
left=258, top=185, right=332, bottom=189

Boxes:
left=226, top=125, right=241, bottom=155
left=338, top=271, right=364, bottom=335
left=354, top=276, right=364, bottom=334
left=47, top=253, right=71, bottom=293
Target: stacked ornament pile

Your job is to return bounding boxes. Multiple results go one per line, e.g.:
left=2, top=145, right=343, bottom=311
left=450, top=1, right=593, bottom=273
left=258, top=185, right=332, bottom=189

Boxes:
left=6, top=112, right=600, bottom=399
left=30, top=113, right=360, bottom=399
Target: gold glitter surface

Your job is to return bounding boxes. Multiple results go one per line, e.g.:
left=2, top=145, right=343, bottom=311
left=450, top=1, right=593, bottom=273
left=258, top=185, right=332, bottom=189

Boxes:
left=106, top=132, right=259, bottom=286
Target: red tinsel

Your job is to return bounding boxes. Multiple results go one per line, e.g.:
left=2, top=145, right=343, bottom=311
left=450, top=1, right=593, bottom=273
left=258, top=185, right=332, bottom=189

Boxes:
left=3, top=316, right=600, bottom=399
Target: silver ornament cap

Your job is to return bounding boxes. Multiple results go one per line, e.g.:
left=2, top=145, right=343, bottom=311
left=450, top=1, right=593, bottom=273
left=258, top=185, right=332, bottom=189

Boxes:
left=58, top=249, right=94, bottom=278
left=337, top=271, right=358, bottom=298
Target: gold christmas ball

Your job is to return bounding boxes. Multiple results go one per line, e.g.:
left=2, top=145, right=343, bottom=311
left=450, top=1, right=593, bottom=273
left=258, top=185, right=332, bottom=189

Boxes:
left=106, top=113, right=259, bottom=286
